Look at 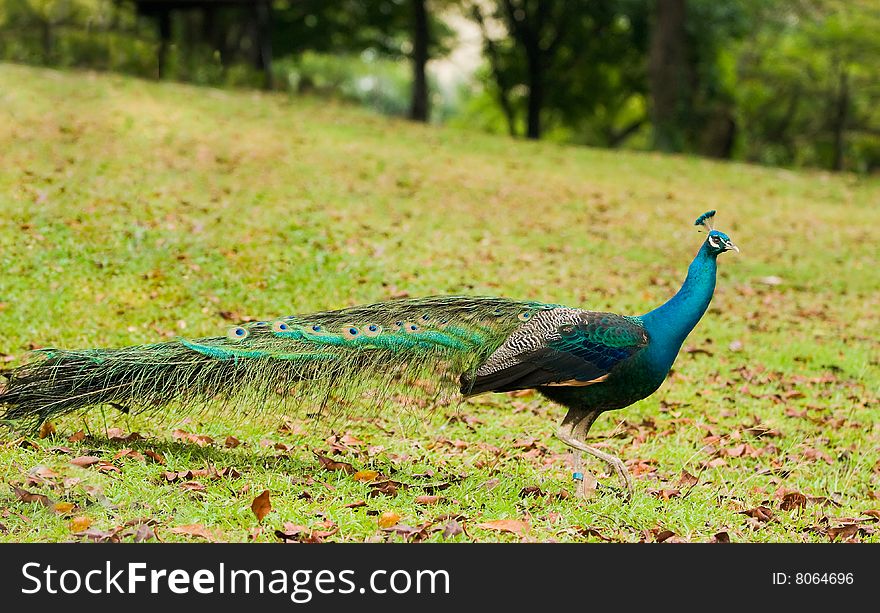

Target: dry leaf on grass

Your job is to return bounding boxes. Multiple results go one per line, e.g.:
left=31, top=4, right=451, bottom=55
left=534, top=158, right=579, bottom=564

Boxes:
left=414, top=495, right=442, bottom=505
left=441, top=519, right=464, bottom=539
left=69, top=516, right=92, bottom=532
left=69, top=456, right=101, bottom=468
left=169, top=524, right=219, bottom=542
left=378, top=511, right=400, bottom=529
left=12, top=486, right=54, bottom=508
left=352, top=470, right=379, bottom=482
left=711, top=531, right=731, bottom=543
left=314, top=451, right=355, bottom=475
left=740, top=506, right=775, bottom=523
left=476, top=519, right=529, bottom=536
left=144, top=450, right=166, bottom=464
left=39, top=421, right=56, bottom=439
left=780, top=492, right=807, bottom=511
left=678, top=470, right=699, bottom=487
left=251, top=490, right=272, bottom=522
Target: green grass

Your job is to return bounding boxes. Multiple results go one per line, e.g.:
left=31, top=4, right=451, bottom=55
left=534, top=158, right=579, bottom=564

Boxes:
left=0, top=63, right=878, bottom=543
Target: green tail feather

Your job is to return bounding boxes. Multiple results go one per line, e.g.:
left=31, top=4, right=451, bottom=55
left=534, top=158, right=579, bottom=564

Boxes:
left=0, top=296, right=549, bottom=430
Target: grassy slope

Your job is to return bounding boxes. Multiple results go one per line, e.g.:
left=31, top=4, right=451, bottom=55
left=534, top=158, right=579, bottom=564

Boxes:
left=0, top=64, right=878, bottom=543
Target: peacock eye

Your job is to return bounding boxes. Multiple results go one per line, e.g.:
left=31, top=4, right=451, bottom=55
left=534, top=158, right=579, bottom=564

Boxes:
left=272, top=321, right=290, bottom=332
left=364, top=324, right=382, bottom=337
left=228, top=326, right=249, bottom=340
left=708, top=237, right=720, bottom=248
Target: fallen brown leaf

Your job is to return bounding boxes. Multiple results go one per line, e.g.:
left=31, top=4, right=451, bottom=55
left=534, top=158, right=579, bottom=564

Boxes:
left=476, top=519, right=529, bottom=536
left=352, top=470, right=379, bottom=482
left=69, top=456, right=101, bottom=468
left=251, top=490, right=272, bottom=522
left=740, top=506, right=775, bottom=523
left=441, top=519, right=464, bottom=539
left=414, top=495, right=442, bottom=505
left=12, top=486, right=54, bottom=508
left=144, top=450, right=166, bottom=464
left=711, top=531, right=731, bottom=543
left=575, top=526, right=612, bottom=541
left=378, top=511, right=401, bottom=529
left=827, top=524, right=864, bottom=542
left=69, top=516, right=92, bottom=532
left=678, top=470, right=699, bottom=487
left=314, top=451, right=355, bottom=475
left=169, top=524, right=218, bottom=541
left=780, top=492, right=807, bottom=511
left=368, top=480, right=400, bottom=497
left=653, top=529, right=676, bottom=543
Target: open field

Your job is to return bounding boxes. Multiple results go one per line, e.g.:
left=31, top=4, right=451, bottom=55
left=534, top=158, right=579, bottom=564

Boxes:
left=0, top=63, right=878, bottom=542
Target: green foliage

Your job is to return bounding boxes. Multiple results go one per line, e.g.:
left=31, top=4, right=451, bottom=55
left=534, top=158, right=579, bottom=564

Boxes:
left=272, top=0, right=454, bottom=60
left=734, top=1, right=880, bottom=171
left=0, top=0, right=156, bottom=76
left=275, top=51, right=415, bottom=116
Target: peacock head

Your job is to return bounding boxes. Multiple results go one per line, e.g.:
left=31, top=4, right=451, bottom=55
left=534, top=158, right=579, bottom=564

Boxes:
left=695, top=210, right=738, bottom=256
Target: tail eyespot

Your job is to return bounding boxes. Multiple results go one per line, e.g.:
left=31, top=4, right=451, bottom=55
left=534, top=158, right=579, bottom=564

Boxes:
left=228, top=326, right=249, bottom=340
left=403, top=322, right=419, bottom=333
left=518, top=311, right=533, bottom=322
left=364, top=324, right=382, bottom=337
left=272, top=321, right=290, bottom=332
left=309, top=324, right=324, bottom=333
left=342, top=326, right=360, bottom=340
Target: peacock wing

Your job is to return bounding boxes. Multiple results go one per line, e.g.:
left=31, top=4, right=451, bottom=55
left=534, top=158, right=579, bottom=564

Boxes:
left=460, top=309, right=648, bottom=395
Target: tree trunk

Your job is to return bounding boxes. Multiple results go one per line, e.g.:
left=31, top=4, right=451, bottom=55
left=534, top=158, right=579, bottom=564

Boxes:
left=255, top=1, right=274, bottom=90
left=471, top=5, right=517, bottom=136
left=525, top=51, right=543, bottom=139
left=409, top=0, right=430, bottom=122
left=157, top=8, right=172, bottom=79
left=831, top=67, right=848, bottom=171
left=648, top=0, right=687, bottom=152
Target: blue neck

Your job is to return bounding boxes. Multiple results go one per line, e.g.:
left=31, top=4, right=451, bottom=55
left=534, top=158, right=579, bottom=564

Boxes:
left=640, top=243, right=717, bottom=367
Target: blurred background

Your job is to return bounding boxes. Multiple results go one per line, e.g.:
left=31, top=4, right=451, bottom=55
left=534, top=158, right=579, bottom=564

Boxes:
left=2, top=0, right=878, bottom=173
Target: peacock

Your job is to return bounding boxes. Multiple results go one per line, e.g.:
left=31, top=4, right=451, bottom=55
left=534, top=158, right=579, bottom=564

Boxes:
left=0, top=211, right=737, bottom=500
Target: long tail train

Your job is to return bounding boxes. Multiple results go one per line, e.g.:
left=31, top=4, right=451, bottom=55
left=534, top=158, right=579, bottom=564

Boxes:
left=0, top=296, right=546, bottom=430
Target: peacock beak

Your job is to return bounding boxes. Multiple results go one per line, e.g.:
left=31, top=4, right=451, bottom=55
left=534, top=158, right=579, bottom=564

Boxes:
left=725, top=241, right=740, bottom=253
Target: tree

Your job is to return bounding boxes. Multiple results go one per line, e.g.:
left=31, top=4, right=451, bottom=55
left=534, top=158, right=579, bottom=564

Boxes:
left=409, top=0, right=429, bottom=121
left=467, top=0, right=648, bottom=142
left=648, top=0, right=688, bottom=152
left=735, top=1, right=880, bottom=171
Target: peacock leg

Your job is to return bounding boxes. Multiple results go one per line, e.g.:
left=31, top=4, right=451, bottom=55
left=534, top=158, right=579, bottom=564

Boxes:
left=556, top=409, right=634, bottom=501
